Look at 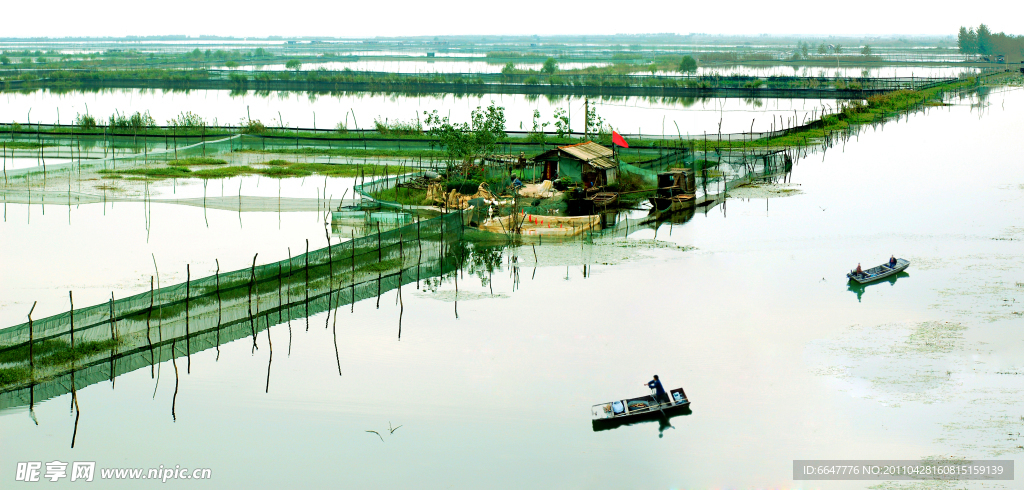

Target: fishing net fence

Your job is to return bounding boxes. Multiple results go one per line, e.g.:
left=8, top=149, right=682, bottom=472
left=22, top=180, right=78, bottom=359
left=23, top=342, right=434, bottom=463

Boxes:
left=0, top=209, right=465, bottom=391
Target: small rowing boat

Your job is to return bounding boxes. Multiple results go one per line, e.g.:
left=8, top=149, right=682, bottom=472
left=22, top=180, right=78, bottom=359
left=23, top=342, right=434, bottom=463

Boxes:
left=586, top=192, right=619, bottom=208
left=591, top=387, right=690, bottom=430
left=847, top=258, right=910, bottom=284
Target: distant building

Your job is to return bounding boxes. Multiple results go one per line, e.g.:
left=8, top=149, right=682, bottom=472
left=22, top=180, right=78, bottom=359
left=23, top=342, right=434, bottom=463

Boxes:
left=533, top=141, right=619, bottom=186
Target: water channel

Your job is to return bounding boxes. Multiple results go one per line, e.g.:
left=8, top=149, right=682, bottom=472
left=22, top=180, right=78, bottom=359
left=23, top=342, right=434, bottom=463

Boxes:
left=1, top=87, right=1022, bottom=488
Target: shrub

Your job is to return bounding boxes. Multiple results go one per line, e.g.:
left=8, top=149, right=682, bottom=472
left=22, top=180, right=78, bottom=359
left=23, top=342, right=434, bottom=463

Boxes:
left=75, top=113, right=97, bottom=130
left=241, top=119, right=266, bottom=134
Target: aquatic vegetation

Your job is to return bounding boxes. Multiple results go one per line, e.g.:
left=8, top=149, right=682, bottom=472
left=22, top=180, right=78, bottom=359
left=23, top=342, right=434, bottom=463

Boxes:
left=0, top=338, right=123, bottom=387
left=167, top=157, right=228, bottom=167
left=96, top=160, right=406, bottom=181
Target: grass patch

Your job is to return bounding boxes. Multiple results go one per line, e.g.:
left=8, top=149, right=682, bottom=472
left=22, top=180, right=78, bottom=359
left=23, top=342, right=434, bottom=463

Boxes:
left=0, top=141, right=48, bottom=150
left=359, top=258, right=405, bottom=273
left=241, top=148, right=445, bottom=159
left=167, top=157, right=228, bottom=167
left=0, top=366, right=31, bottom=386
left=40, top=338, right=121, bottom=366
left=0, top=338, right=122, bottom=380
left=191, top=166, right=257, bottom=179
left=100, top=167, right=193, bottom=179
left=369, top=186, right=430, bottom=206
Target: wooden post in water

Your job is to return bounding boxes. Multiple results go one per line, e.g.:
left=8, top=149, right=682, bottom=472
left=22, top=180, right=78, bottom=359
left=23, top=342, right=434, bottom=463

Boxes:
left=28, top=302, right=37, bottom=371
left=69, top=292, right=74, bottom=349
left=148, top=277, right=154, bottom=374
left=109, top=293, right=116, bottom=340
left=215, top=259, right=222, bottom=324
left=248, top=254, right=259, bottom=343
left=377, top=222, right=382, bottom=263
left=109, top=291, right=116, bottom=385
left=326, top=228, right=333, bottom=291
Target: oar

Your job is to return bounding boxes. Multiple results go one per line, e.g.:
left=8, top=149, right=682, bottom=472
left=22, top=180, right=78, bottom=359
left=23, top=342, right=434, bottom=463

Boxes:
left=651, top=388, right=667, bottom=417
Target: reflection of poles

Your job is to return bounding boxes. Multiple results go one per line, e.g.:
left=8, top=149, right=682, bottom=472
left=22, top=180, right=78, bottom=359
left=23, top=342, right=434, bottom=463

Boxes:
left=265, top=315, right=272, bottom=394
left=350, top=232, right=356, bottom=313
left=215, top=259, right=222, bottom=358
left=248, top=254, right=259, bottom=348
left=109, top=292, right=116, bottom=387
left=171, top=341, right=178, bottom=422
left=185, top=265, right=190, bottom=373
left=148, top=278, right=154, bottom=376
left=304, top=239, right=310, bottom=330
left=398, top=234, right=404, bottom=340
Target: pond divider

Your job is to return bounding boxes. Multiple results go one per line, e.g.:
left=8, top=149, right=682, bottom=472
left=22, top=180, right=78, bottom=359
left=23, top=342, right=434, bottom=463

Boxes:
left=0, top=207, right=466, bottom=407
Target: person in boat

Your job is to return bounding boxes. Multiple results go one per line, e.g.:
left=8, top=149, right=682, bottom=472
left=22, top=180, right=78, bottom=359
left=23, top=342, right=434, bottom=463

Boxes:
left=645, top=375, right=669, bottom=405
left=889, top=255, right=897, bottom=268
left=854, top=263, right=863, bottom=276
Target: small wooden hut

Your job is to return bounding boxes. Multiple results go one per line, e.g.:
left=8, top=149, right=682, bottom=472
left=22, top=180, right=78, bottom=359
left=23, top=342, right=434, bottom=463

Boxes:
left=533, top=141, right=619, bottom=187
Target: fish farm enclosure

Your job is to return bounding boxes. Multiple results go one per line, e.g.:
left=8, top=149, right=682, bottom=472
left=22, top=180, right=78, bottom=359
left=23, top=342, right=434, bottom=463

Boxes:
left=2, top=32, right=1024, bottom=489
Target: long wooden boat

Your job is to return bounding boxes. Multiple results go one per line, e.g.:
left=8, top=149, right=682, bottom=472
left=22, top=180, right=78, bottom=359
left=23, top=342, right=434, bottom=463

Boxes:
left=591, top=387, right=690, bottom=430
left=847, top=258, right=910, bottom=284
left=648, top=194, right=696, bottom=213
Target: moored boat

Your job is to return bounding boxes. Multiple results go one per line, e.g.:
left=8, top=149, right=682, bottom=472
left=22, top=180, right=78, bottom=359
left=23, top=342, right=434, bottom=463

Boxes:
left=648, top=194, right=696, bottom=213
left=586, top=192, right=619, bottom=208
left=847, top=258, right=910, bottom=284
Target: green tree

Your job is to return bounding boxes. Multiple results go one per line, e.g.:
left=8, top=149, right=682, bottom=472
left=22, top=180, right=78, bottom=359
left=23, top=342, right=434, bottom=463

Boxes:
left=800, top=41, right=810, bottom=57
left=958, top=26, right=979, bottom=54
left=542, top=57, right=557, bottom=74
left=552, top=108, right=569, bottom=138
left=860, top=45, right=872, bottom=55
left=0, top=55, right=9, bottom=65
left=834, top=44, right=843, bottom=54
left=817, top=42, right=827, bottom=55
left=678, top=55, right=697, bottom=73
left=977, top=24, right=993, bottom=54
left=424, top=103, right=507, bottom=167
left=285, top=59, right=302, bottom=70
left=501, top=61, right=516, bottom=75
left=224, top=61, right=239, bottom=68
left=528, top=109, right=548, bottom=143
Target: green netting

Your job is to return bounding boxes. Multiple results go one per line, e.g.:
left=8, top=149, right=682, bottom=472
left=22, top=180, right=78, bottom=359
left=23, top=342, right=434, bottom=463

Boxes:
left=0, top=251, right=457, bottom=410
left=0, top=208, right=466, bottom=398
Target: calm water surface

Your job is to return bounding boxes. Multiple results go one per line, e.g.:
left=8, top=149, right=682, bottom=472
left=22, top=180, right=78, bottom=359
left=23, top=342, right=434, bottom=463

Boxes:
left=1, top=88, right=841, bottom=135
left=1, top=88, right=1023, bottom=488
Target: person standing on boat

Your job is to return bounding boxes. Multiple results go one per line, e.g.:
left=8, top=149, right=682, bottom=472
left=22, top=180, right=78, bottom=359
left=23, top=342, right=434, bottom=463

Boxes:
left=889, top=255, right=897, bottom=268
left=645, top=375, right=669, bottom=405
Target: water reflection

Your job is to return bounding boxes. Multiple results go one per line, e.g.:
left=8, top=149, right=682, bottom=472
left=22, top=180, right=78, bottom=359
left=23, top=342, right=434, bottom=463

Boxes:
left=847, top=271, right=910, bottom=302
left=592, top=405, right=693, bottom=433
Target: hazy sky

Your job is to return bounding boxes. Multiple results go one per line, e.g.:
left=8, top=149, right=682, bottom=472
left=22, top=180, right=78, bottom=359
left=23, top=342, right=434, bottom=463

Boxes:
left=3, top=0, right=1021, bottom=38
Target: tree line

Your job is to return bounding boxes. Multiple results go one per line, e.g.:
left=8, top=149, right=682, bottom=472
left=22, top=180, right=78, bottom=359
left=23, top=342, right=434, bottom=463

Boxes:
left=957, top=24, right=1024, bottom=61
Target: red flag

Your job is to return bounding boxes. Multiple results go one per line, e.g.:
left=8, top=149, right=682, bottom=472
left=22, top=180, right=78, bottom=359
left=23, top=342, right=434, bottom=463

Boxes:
left=612, top=131, right=629, bottom=148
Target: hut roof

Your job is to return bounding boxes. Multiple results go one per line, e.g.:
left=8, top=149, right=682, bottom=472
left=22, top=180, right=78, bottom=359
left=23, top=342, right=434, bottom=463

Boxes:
left=534, top=141, right=618, bottom=170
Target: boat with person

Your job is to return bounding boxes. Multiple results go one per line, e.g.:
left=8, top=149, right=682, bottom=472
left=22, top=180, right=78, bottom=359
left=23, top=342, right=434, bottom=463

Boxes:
left=847, top=258, right=910, bottom=284
left=591, top=387, right=690, bottom=430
